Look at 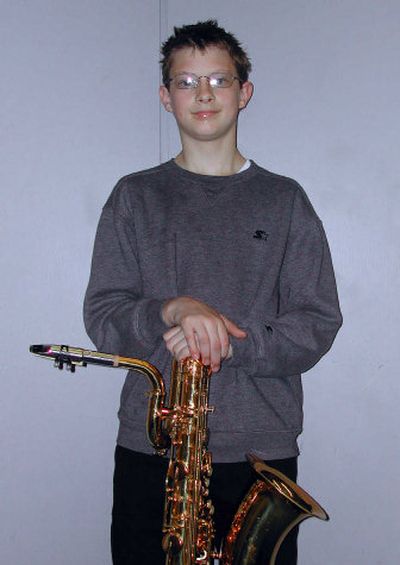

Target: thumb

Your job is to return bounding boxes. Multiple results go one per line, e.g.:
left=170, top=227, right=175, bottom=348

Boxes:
left=221, top=315, right=247, bottom=339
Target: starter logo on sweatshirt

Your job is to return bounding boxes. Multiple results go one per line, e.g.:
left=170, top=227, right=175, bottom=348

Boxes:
left=253, top=230, right=269, bottom=241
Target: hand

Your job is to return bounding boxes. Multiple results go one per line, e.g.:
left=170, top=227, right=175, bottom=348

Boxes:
left=162, top=296, right=246, bottom=372
left=163, top=325, right=234, bottom=370
left=163, top=326, right=192, bottom=362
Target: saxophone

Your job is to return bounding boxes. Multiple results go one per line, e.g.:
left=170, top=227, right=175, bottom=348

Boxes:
left=30, top=344, right=328, bottom=565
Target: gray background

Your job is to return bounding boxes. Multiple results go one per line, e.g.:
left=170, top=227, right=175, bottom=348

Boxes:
left=1, top=1, right=399, bottom=564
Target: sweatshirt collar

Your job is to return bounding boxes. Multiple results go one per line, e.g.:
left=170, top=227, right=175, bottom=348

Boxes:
left=165, top=158, right=258, bottom=188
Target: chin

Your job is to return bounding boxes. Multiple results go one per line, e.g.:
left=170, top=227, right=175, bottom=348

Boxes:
left=182, top=122, right=237, bottom=143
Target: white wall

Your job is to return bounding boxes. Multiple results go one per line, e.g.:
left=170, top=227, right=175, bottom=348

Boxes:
left=1, top=2, right=160, bottom=564
left=1, top=1, right=399, bottom=564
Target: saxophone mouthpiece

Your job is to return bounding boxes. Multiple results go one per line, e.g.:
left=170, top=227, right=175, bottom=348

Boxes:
left=30, top=344, right=49, bottom=354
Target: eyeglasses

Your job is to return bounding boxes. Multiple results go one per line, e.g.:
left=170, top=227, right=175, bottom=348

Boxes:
left=167, top=72, right=240, bottom=90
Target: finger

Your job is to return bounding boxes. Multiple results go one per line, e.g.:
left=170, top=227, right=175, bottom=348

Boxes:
left=165, top=330, right=190, bottom=359
left=164, top=326, right=185, bottom=348
left=164, top=327, right=184, bottom=347
left=181, top=325, right=200, bottom=360
left=203, top=320, right=223, bottom=372
left=216, top=320, right=230, bottom=359
left=221, top=315, right=247, bottom=339
left=163, top=325, right=182, bottom=342
left=192, top=324, right=212, bottom=367
left=173, top=338, right=191, bottom=361
left=164, top=324, right=201, bottom=360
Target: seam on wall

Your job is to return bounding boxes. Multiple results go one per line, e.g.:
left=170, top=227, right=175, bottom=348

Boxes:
left=159, top=0, right=169, bottom=164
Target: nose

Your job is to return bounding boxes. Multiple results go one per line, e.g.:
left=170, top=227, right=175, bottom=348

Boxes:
left=195, top=77, right=215, bottom=103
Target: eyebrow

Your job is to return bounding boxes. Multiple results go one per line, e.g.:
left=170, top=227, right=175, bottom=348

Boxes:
left=172, top=69, right=233, bottom=75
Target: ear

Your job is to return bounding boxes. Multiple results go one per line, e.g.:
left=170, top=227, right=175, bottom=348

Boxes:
left=238, top=81, right=254, bottom=110
left=159, top=85, right=173, bottom=113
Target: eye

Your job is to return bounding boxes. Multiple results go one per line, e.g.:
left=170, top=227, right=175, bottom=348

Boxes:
left=209, top=73, right=232, bottom=88
left=174, top=73, right=197, bottom=89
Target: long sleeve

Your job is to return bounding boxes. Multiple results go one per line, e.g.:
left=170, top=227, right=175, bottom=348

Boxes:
left=83, top=202, right=166, bottom=358
left=228, top=187, right=342, bottom=377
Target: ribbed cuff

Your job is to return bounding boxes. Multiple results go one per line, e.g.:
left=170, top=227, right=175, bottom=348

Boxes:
left=135, top=298, right=167, bottom=344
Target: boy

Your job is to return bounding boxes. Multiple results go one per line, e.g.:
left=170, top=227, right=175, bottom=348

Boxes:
left=84, top=20, right=342, bottom=564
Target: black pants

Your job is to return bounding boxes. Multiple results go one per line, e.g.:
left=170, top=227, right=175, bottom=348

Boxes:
left=111, top=446, right=298, bottom=564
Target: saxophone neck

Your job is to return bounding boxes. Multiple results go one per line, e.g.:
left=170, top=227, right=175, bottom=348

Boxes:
left=29, top=344, right=170, bottom=452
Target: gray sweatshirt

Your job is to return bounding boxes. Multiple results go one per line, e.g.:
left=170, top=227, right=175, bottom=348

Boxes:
left=84, top=160, right=342, bottom=462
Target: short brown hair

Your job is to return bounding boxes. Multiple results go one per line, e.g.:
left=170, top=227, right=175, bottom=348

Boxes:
left=160, top=20, right=252, bottom=87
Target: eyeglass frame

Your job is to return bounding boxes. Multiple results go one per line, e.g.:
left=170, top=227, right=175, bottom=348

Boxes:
left=166, top=71, right=241, bottom=90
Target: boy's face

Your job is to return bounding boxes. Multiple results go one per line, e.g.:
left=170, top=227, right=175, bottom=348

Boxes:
left=159, top=46, right=253, bottom=146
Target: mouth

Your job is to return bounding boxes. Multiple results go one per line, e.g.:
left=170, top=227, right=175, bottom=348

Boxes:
left=193, top=110, right=219, bottom=120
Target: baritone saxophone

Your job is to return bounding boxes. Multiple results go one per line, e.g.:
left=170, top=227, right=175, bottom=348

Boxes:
left=30, top=344, right=329, bottom=564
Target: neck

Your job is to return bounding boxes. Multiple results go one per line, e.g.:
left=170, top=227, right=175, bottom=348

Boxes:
left=175, top=139, right=246, bottom=176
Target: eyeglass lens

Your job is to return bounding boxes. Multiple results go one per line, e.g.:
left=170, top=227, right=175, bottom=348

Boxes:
left=171, top=72, right=238, bottom=89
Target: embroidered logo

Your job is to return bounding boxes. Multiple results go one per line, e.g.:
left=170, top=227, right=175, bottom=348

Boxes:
left=253, top=230, right=269, bottom=241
